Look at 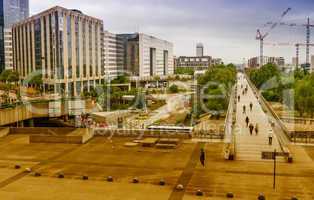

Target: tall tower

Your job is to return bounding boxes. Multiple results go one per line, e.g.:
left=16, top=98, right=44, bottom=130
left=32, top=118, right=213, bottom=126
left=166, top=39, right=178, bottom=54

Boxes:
left=0, top=0, right=29, bottom=72
left=196, top=43, right=204, bottom=57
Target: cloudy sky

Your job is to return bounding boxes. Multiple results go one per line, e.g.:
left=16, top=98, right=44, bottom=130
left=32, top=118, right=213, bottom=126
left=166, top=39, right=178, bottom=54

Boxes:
left=30, top=0, right=314, bottom=64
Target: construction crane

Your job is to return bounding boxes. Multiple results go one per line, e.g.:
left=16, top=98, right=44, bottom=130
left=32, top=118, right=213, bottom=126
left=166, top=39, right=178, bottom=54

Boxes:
left=264, top=42, right=314, bottom=68
left=267, top=17, right=314, bottom=67
left=256, top=8, right=291, bottom=67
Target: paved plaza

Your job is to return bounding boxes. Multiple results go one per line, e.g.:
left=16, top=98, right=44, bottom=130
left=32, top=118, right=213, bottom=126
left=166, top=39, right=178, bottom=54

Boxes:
left=0, top=134, right=312, bottom=199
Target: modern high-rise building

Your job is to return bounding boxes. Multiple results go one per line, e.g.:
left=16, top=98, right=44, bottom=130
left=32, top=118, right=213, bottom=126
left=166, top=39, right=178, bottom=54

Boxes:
left=103, top=31, right=124, bottom=80
left=0, top=0, right=29, bottom=71
left=12, top=6, right=104, bottom=96
left=248, top=56, right=285, bottom=68
left=196, top=43, right=204, bottom=57
left=118, top=33, right=174, bottom=77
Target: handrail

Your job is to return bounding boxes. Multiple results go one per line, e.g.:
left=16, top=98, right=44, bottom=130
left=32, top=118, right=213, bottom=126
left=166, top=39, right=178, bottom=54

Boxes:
left=244, top=73, right=292, bottom=160
left=224, top=85, right=236, bottom=159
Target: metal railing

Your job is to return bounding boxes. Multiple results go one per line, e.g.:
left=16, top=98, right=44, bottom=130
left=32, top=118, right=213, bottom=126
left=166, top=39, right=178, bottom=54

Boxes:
left=224, top=85, right=236, bottom=160
left=244, top=73, right=292, bottom=161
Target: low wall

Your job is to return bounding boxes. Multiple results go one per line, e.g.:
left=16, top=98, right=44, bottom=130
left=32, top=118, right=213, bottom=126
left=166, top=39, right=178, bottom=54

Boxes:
left=94, top=128, right=192, bottom=139
left=10, top=127, right=76, bottom=135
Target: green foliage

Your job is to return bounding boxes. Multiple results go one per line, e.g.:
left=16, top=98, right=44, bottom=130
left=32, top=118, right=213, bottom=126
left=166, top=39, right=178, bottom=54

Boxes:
left=168, top=84, right=179, bottom=93
left=294, top=74, right=314, bottom=117
left=0, top=70, right=19, bottom=83
left=248, top=63, right=280, bottom=89
left=175, top=67, right=194, bottom=75
left=195, top=63, right=236, bottom=116
left=111, top=75, right=129, bottom=84
left=29, top=74, right=43, bottom=86
left=262, top=90, right=281, bottom=102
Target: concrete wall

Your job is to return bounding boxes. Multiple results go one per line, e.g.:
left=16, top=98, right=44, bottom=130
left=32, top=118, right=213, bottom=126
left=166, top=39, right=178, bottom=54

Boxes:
left=94, top=128, right=191, bottom=139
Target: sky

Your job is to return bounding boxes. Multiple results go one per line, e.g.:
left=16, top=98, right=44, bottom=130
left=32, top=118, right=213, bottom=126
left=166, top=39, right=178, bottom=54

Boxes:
left=30, top=0, right=314, bottom=64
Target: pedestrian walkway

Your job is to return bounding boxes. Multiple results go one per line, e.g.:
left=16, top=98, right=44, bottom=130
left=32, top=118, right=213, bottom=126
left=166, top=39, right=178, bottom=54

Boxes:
left=235, top=73, right=283, bottom=161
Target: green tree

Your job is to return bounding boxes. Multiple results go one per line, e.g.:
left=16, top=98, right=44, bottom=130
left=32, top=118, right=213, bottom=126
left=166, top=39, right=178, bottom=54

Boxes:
left=168, top=84, right=179, bottom=93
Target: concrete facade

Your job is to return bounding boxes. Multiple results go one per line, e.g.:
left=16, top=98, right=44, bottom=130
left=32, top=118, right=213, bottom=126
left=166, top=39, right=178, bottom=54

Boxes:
left=103, top=31, right=124, bottom=80
left=196, top=43, right=204, bottom=57
left=248, top=56, right=285, bottom=68
left=118, top=33, right=174, bottom=77
left=176, top=56, right=212, bottom=70
left=3, top=28, right=13, bottom=69
left=12, top=6, right=104, bottom=96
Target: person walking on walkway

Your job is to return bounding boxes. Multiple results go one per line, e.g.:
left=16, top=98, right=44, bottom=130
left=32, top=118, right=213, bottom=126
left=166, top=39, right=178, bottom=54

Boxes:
left=249, top=123, right=254, bottom=135
left=245, top=116, right=250, bottom=127
left=243, top=105, right=246, bottom=114
left=238, top=95, right=240, bottom=102
left=249, top=102, right=253, bottom=111
left=255, top=123, right=259, bottom=135
left=268, top=130, right=273, bottom=145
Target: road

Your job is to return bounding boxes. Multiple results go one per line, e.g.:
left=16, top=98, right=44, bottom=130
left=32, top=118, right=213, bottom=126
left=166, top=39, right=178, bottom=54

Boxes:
left=234, top=73, right=283, bottom=161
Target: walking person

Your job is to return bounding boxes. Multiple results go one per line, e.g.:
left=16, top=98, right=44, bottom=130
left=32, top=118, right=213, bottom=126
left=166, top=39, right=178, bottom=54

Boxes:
left=249, top=102, right=253, bottom=111
left=245, top=116, right=250, bottom=127
left=243, top=105, right=246, bottom=114
left=249, top=123, right=254, bottom=135
left=238, top=95, right=240, bottom=102
left=268, top=130, right=273, bottom=145
left=255, top=123, right=259, bottom=135
left=200, top=148, right=205, bottom=167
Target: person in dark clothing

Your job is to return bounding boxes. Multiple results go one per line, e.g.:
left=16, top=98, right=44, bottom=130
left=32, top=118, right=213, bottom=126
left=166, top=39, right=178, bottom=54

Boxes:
left=200, top=148, right=205, bottom=167
left=245, top=116, right=250, bottom=127
left=243, top=105, right=246, bottom=114
left=255, top=123, right=259, bottom=135
left=249, top=102, right=253, bottom=111
left=238, top=95, right=240, bottom=102
left=249, top=123, right=254, bottom=135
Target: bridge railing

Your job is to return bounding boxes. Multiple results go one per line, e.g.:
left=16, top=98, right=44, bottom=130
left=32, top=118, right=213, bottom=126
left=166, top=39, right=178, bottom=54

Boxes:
left=224, top=85, right=236, bottom=160
left=244, top=73, right=292, bottom=162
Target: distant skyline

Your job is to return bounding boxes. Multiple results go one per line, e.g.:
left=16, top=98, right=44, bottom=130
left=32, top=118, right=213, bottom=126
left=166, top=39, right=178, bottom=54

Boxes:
left=30, top=0, right=314, bottom=64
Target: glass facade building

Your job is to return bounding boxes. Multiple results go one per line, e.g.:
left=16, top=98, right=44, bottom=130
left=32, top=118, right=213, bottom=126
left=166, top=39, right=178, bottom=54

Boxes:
left=12, top=6, right=104, bottom=96
left=0, top=0, right=29, bottom=72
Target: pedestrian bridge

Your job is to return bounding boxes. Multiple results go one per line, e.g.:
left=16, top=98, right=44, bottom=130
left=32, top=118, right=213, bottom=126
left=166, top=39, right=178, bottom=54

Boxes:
left=224, top=73, right=292, bottom=162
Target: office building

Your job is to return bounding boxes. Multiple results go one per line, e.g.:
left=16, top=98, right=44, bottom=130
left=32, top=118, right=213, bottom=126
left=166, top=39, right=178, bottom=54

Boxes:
left=12, top=6, right=104, bottom=96
left=0, top=0, right=29, bottom=71
left=196, top=43, right=204, bottom=57
left=176, top=56, right=212, bottom=70
left=248, top=56, right=285, bottom=68
left=103, top=31, right=124, bottom=79
left=118, top=33, right=174, bottom=77
left=292, top=57, right=298, bottom=67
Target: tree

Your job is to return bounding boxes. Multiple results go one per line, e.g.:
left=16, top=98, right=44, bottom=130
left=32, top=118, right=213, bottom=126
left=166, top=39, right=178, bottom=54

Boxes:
left=7, top=71, right=19, bottom=84
left=168, top=84, right=179, bottom=93
left=111, top=75, right=129, bottom=84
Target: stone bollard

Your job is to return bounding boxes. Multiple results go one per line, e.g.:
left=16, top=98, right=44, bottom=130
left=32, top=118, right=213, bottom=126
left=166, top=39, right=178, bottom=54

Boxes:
left=132, top=177, right=139, bottom=183
left=288, top=156, right=293, bottom=163
left=34, top=172, right=41, bottom=177
left=258, top=193, right=266, bottom=200
left=226, top=192, right=234, bottom=198
left=196, top=190, right=203, bottom=196
left=159, top=179, right=165, bottom=186
left=25, top=168, right=32, bottom=173
left=14, top=164, right=21, bottom=169
left=107, top=176, right=113, bottom=182
left=57, top=173, right=64, bottom=178
left=176, top=184, right=184, bottom=191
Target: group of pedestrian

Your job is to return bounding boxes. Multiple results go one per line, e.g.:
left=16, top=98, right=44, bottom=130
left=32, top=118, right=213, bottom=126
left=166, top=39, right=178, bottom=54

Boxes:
left=245, top=116, right=259, bottom=135
left=242, top=102, right=253, bottom=114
